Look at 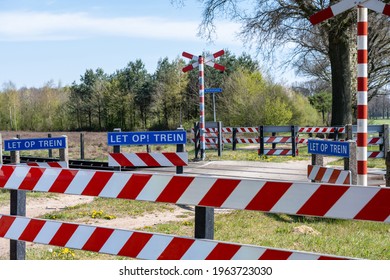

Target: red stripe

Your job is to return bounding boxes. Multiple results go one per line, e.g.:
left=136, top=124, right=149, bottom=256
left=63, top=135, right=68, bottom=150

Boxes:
left=357, top=21, right=368, bottom=35
left=0, top=165, right=16, bottom=188
left=356, top=132, right=368, bottom=147
left=280, top=149, right=290, bottom=155
left=47, top=162, right=63, bottom=168
left=118, top=232, right=153, bottom=258
left=384, top=4, right=390, bottom=16
left=156, top=176, right=194, bottom=203
left=49, top=223, right=78, bottom=247
left=357, top=160, right=367, bottom=174
left=48, top=169, right=78, bottom=193
left=206, top=243, right=241, bottom=260
left=357, top=77, right=368, bottom=91
left=82, top=227, right=114, bottom=252
left=137, top=153, right=161, bottom=167
left=182, top=64, right=194, bottom=72
left=158, top=237, right=194, bottom=260
left=368, top=152, right=381, bottom=158
left=19, top=219, right=46, bottom=242
left=314, top=167, right=327, bottom=182
left=81, top=171, right=114, bottom=196
left=259, top=249, right=292, bottom=260
left=354, top=188, right=390, bottom=222
left=357, top=105, right=368, bottom=119
left=213, top=49, right=224, bottom=58
left=0, top=215, right=16, bottom=237
left=26, top=162, right=39, bottom=166
left=328, top=170, right=341, bottom=184
left=213, top=63, right=225, bottom=72
left=117, top=174, right=152, bottom=199
left=246, top=182, right=292, bottom=211
left=198, top=179, right=240, bottom=207
left=110, top=153, right=134, bottom=167
left=319, top=256, right=348, bottom=260
left=310, top=7, right=333, bottom=25
left=357, top=50, right=368, bottom=63
left=19, top=167, right=45, bottom=190
left=182, top=51, right=195, bottom=59
left=343, top=174, right=350, bottom=185
left=162, top=153, right=187, bottom=166
left=297, top=185, right=348, bottom=217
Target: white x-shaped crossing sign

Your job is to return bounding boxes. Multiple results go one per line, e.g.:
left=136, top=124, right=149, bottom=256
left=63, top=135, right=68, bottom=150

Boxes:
left=182, top=50, right=225, bottom=73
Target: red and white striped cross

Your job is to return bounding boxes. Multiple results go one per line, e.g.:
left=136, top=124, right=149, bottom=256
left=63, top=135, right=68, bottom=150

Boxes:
left=182, top=50, right=225, bottom=73
left=309, top=0, right=390, bottom=186
left=310, top=0, right=390, bottom=25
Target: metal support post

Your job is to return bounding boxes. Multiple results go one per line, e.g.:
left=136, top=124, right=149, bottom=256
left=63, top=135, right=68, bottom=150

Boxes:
left=232, top=128, right=237, bottom=151
left=80, top=133, right=85, bottom=160
left=259, top=126, right=264, bottom=156
left=217, top=121, right=222, bottom=157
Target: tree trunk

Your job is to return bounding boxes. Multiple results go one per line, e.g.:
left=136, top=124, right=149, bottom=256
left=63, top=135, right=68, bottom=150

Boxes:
left=328, top=28, right=353, bottom=126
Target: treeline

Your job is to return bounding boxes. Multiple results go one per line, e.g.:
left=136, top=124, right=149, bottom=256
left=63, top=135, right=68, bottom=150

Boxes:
left=0, top=50, right=321, bottom=132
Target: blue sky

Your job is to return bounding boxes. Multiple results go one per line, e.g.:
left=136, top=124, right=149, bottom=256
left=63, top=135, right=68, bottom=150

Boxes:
left=0, top=0, right=298, bottom=88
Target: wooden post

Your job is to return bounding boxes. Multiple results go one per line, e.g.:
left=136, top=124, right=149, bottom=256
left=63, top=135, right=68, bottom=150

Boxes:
left=344, top=141, right=357, bottom=185
left=10, top=135, right=26, bottom=260
left=80, top=133, right=85, bottom=160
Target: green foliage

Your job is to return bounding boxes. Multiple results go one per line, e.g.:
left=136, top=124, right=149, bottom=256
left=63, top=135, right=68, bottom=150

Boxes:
left=309, top=91, right=332, bottom=125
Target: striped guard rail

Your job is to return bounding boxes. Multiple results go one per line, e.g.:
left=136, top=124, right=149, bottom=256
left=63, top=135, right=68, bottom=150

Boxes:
left=21, top=161, right=68, bottom=168
left=261, top=149, right=297, bottom=156
left=108, top=152, right=188, bottom=167
left=0, top=165, right=388, bottom=223
left=0, top=214, right=350, bottom=260
left=307, top=165, right=351, bottom=185
left=298, top=127, right=346, bottom=133
left=264, top=136, right=293, bottom=143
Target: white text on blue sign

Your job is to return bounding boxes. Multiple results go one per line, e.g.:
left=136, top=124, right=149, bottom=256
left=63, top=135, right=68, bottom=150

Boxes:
left=4, top=137, right=67, bottom=151
left=308, top=139, right=350, bottom=157
left=107, top=131, right=187, bottom=146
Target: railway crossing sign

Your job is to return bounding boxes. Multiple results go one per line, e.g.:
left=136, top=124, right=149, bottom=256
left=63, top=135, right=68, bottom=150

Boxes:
left=182, top=49, right=225, bottom=160
left=309, top=0, right=390, bottom=186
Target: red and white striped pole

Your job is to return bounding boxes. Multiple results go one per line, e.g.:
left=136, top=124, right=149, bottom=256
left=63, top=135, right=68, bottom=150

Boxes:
left=199, top=55, right=206, bottom=160
left=357, top=6, right=368, bottom=186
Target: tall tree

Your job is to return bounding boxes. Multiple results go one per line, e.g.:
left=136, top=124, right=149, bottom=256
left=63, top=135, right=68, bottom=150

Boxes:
left=190, top=0, right=390, bottom=126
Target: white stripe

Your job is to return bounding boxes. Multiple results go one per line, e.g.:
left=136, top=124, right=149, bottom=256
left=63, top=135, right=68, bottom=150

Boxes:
left=331, top=0, right=356, bottom=15
left=137, top=235, right=174, bottom=260
left=33, top=167, right=61, bottom=192
left=364, top=0, right=386, bottom=13
left=288, top=252, right=320, bottom=260
left=325, top=186, right=379, bottom=220
left=357, top=63, right=368, bottom=77
left=126, top=154, right=146, bottom=166
left=4, top=217, right=30, bottom=239
left=4, top=166, right=30, bottom=190
left=232, top=246, right=266, bottom=260
left=136, top=175, right=172, bottom=201
left=322, top=168, right=334, bottom=183
left=357, top=147, right=368, bottom=161
left=177, top=152, right=188, bottom=164
left=65, top=170, right=95, bottom=195
left=152, top=153, right=173, bottom=166
left=357, top=91, right=367, bottom=105
left=357, top=6, right=368, bottom=21
left=99, top=172, right=132, bottom=198
left=385, top=215, right=390, bottom=223
left=357, top=119, right=368, bottom=133
left=357, top=36, right=368, bottom=50
left=308, top=165, right=320, bottom=181
left=33, top=220, right=62, bottom=244
left=99, top=230, right=133, bottom=255
left=108, top=155, right=118, bottom=166
left=271, top=183, right=319, bottom=215
left=335, top=170, right=350, bottom=184
left=176, top=177, right=217, bottom=205
left=222, top=180, right=266, bottom=209
left=181, top=240, right=217, bottom=260
left=357, top=175, right=368, bottom=186
left=65, top=225, right=95, bottom=249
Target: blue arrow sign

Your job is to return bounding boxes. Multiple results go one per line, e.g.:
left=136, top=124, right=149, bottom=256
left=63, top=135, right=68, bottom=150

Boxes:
left=204, top=88, right=222, bottom=93
left=107, top=131, right=187, bottom=146
left=4, top=137, right=67, bottom=151
left=308, top=139, right=350, bottom=157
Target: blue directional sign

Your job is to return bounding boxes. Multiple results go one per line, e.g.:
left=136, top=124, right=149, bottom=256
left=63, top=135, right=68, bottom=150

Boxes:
left=308, top=139, right=350, bottom=157
left=107, top=130, right=187, bottom=146
left=204, top=88, right=222, bottom=93
left=4, top=137, right=67, bottom=151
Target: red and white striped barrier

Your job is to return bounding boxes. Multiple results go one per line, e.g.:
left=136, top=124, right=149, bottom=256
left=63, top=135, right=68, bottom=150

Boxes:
left=264, top=136, right=293, bottom=143
left=0, top=214, right=349, bottom=260
left=236, top=138, right=259, bottom=144
left=1, top=165, right=388, bottom=223
left=367, top=151, right=385, bottom=158
left=307, top=165, right=351, bottom=185
left=236, top=127, right=259, bottom=133
left=108, top=152, right=188, bottom=167
left=262, top=149, right=296, bottom=156
left=21, top=161, right=68, bottom=168
left=298, top=127, right=345, bottom=134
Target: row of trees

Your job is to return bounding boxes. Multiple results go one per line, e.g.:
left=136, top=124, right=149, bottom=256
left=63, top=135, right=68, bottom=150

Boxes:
left=0, top=51, right=323, bottom=132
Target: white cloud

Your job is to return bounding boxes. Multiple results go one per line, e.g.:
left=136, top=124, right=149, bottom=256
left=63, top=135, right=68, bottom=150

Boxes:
left=0, top=11, right=241, bottom=44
